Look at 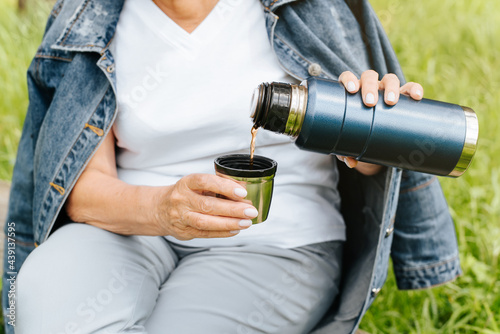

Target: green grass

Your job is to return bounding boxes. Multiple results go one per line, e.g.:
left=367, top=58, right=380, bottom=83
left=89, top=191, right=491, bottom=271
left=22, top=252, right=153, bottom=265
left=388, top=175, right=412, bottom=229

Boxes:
left=0, top=0, right=499, bottom=333
left=0, top=0, right=51, bottom=180
left=362, top=0, right=500, bottom=333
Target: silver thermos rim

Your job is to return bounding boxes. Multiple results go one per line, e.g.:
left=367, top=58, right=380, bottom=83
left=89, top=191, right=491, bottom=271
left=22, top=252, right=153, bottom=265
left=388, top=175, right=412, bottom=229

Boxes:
left=448, top=106, right=479, bottom=177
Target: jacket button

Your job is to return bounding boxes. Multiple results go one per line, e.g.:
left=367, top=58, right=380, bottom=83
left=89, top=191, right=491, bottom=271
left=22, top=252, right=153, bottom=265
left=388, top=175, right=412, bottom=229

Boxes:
left=106, top=64, right=115, bottom=73
left=385, top=226, right=395, bottom=237
left=308, top=63, right=322, bottom=76
left=371, top=287, right=381, bottom=297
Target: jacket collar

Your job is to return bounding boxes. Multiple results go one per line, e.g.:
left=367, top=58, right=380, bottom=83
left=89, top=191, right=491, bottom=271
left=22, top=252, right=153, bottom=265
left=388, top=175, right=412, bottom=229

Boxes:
left=52, top=0, right=299, bottom=54
left=260, top=0, right=298, bottom=12
left=52, top=0, right=125, bottom=54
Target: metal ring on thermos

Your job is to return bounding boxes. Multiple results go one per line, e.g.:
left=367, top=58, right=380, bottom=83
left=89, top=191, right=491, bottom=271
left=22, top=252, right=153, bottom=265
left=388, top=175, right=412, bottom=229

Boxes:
left=448, top=106, right=479, bottom=177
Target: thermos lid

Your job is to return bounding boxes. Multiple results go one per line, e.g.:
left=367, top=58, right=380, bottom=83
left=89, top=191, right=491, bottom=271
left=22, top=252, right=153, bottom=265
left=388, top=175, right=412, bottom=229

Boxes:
left=250, top=82, right=292, bottom=134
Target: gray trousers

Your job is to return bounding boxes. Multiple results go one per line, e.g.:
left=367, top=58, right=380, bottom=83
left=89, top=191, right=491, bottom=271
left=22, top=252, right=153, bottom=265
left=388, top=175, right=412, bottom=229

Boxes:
left=15, top=223, right=343, bottom=334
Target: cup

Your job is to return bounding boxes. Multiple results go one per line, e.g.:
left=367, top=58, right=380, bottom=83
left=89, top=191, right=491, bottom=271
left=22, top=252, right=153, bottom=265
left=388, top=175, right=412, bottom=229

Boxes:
left=214, top=154, right=277, bottom=224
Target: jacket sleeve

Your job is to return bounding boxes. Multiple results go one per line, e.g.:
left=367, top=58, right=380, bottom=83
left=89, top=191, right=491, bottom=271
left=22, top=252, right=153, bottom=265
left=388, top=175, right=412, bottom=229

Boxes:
left=2, top=2, right=63, bottom=332
left=2, top=60, right=43, bottom=334
left=391, top=170, right=462, bottom=290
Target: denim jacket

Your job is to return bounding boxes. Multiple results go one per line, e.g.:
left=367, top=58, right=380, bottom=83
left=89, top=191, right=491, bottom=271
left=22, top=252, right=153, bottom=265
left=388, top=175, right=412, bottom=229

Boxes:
left=3, top=0, right=462, bottom=333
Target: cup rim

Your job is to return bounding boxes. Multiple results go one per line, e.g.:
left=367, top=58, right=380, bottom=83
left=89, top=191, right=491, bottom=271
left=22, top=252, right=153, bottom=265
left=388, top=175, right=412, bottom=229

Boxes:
left=214, top=154, right=277, bottom=178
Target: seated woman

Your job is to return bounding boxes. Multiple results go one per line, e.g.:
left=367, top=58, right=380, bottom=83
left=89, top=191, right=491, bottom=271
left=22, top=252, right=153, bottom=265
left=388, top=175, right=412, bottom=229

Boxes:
left=6, top=0, right=461, bottom=333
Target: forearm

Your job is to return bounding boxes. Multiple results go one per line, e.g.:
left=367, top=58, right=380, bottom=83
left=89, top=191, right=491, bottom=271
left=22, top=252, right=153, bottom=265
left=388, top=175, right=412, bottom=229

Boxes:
left=65, top=168, right=165, bottom=236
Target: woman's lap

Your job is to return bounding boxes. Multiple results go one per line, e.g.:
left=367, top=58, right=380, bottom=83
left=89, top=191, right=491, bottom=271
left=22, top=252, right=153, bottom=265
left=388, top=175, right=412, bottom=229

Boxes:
left=15, top=223, right=176, bottom=333
left=15, top=223, right=343, bottom=334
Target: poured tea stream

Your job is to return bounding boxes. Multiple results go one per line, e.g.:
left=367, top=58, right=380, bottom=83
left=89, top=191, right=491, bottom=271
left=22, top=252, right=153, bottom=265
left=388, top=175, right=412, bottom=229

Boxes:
left=250, top=126, right=258, bottom=167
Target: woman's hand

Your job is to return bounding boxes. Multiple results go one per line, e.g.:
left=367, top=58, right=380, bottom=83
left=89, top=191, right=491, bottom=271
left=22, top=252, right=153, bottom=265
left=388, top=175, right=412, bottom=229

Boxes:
left=337, top=70, right=424, bottom=175
left=152, top=174, right=258, bottom=240
left=66, top=129, right=257, bottom=239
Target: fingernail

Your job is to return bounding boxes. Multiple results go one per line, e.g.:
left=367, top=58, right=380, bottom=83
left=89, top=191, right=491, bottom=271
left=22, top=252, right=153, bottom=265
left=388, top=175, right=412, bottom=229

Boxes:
left=347, top=81, right=356, bottom=92
left=415, top=90, right=422, bottom=97
left=387, top=91, right=396, bottom=102
left=230, top=230, right=240, bottom=235
left=343, top=157, right=353, bottom=169
left=244, top=208, right=259, bottom=218
left=239, top=220, right=253, bottom=228
left=365, top=93, right=375, bottom=104
left=234, top=188, right=247, bottom=198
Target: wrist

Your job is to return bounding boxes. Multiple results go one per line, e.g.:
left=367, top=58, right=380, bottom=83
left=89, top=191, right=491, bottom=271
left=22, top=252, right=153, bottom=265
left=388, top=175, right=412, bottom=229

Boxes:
left=142, top=185, right=171, bottom=235
left=100, top=183, right=171, bottom=236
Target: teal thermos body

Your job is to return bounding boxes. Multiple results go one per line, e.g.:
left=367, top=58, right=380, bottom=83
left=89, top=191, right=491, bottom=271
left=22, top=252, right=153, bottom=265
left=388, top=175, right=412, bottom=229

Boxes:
left=250, top=77, right=478, bottom=177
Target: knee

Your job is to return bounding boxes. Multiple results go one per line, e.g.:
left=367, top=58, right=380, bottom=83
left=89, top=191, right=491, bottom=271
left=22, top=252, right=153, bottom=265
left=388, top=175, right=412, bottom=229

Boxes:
left=16, top=240, right=55, bottom=303
left=15, top=224, right=100, bottom=311
left=14, top=224, right=123, bottom=332
left=14, top=223, right=167, bottom=333
left=14, top=238, right=61, bottom=333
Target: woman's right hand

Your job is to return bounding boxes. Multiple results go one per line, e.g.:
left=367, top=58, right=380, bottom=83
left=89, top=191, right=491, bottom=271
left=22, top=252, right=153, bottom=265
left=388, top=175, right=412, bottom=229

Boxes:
left=152, top=174, right=258, bottom=240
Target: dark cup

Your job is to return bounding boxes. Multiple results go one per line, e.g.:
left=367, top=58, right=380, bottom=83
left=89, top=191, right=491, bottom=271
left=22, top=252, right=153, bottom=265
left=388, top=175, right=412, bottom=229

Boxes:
left=214, top=154, right=277, bottom=224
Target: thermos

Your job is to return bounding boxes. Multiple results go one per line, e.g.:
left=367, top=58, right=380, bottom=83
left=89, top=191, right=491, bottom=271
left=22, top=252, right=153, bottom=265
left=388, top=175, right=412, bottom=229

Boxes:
left=250, top=77, right=478, bottom=177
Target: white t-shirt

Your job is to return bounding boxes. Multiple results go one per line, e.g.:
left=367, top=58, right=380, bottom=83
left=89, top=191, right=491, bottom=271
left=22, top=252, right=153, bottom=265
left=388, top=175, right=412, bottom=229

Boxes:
left=110, top=0, right=345, bottom=248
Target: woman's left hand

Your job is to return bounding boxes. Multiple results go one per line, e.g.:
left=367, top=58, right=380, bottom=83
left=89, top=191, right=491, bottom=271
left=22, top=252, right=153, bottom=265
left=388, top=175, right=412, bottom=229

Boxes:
left=336, top=70, right=425, bottom=175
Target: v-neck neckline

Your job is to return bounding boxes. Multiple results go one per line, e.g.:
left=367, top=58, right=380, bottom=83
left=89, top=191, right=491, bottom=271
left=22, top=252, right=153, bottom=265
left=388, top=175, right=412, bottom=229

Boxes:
left=151, top=0, right=219, bottom=35
left=137, top=0, right=235, bottom=57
